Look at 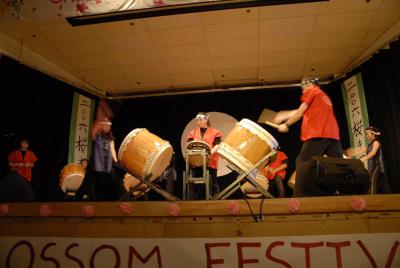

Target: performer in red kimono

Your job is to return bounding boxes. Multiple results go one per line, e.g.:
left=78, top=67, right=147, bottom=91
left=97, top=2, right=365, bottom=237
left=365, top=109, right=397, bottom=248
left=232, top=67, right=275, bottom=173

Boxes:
left=8, top=138, right=38, bottom=182
left=187, top=112, right=222, bottom=198
left=260, top=150, right=288, bottom=198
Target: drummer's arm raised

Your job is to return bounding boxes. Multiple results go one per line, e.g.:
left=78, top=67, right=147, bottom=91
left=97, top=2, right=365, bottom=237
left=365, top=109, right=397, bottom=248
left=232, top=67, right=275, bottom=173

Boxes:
left=277, top=103, right=308, bottom=133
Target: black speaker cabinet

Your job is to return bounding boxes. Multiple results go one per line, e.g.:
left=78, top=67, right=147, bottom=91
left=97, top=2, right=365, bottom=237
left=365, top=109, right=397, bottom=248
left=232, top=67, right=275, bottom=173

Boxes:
left=312, top=156, right=370, bottom=195
left=0, top=171, right=36, bottom=202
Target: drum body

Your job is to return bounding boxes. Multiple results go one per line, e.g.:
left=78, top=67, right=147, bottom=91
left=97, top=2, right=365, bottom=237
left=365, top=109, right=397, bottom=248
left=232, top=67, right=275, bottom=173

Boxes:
left=123, top=173, right=150, bottom=196
left=118, top=128, right=173, bottom=180
left=288, top=171, right=296, bottom=189
left=240, top=175, right=269, bottom=198
left=185, top=140, right=211, bottom=167
left=217, top=119, right=278, bottom=173
left=59, top=163, right=85, bottom=194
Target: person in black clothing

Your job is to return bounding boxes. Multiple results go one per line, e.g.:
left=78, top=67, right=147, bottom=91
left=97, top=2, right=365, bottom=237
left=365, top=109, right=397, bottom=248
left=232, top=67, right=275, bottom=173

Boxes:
left=360, top=126, right=391, bottom=194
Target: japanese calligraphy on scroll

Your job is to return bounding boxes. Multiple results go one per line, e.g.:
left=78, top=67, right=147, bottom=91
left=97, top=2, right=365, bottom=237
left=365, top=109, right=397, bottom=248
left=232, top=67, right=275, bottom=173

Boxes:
left=341, top=73, right=369, bottom=160
left=68, top=93, right=95, bottom=164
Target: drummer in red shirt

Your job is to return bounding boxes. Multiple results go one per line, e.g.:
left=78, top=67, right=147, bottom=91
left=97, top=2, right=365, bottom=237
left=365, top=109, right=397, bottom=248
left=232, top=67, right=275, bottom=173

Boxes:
left=187, top=112, right=222, bottom=198
left=274, top=77, right=342, bottom=197
left=260, top=150, right=288, bottom=198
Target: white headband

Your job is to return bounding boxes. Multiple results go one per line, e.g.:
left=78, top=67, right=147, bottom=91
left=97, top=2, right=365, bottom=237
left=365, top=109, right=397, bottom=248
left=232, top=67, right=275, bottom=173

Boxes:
left=196, top=114, right=209, bottom=120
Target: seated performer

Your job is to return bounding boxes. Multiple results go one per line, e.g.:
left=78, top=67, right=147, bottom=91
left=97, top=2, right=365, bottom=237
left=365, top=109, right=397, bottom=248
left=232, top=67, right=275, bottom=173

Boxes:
left=8, top=138, right=38, bottom=184
left=360, top=126, right=391, bottom=194
left=187, top=112, right=222, bottom=199
left=259, top=149, right=288, bottom=198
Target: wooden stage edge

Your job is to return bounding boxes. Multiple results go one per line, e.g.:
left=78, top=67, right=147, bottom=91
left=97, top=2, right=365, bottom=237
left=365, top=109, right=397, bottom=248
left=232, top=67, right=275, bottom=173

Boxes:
left=1, top=194, right=400, bottom=238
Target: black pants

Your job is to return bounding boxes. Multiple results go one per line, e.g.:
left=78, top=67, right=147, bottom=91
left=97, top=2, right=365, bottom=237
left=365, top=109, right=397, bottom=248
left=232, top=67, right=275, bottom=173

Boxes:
left=369, top=165, right=391, bottom=194
left=74, top=168, right=126, bottom=201
left=268, top=175, right=285, bottom=198
left=294, top=138, right=342, bottom=197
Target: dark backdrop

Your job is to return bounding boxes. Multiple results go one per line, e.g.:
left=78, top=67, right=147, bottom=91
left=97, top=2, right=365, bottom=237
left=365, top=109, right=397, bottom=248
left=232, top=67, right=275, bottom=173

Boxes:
left=1, top=39, right=399, bottom=201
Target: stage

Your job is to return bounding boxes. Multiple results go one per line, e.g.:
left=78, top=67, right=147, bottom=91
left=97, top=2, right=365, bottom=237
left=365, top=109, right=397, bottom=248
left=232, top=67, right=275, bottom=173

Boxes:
left=1, top=195, right=400, bottom=267
left=1, top=195, right=399, bottom=238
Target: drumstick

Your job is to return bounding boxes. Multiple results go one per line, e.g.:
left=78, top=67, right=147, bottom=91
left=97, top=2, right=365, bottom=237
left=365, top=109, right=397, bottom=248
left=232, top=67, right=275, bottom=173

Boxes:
left=264, top=121, right=280, bottom=129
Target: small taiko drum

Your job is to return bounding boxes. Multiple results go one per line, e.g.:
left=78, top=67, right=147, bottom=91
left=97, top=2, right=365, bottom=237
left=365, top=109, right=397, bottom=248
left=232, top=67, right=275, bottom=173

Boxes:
left=186, top=140, right=211, bottom=167
left=287, top=171, right=296, bottom=190
left=118, top=128, right=173, bottom=181
left=240, top=175, right=269, bottom=198
left=123, top=173, right=150, bottom=196
left=217, top=118, right=278, bottom=173
left=59, top=163, right=85, bottom=195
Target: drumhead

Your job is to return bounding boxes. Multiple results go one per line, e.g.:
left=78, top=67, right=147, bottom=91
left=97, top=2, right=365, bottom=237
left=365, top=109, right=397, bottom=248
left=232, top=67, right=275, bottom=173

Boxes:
left=117, top=128, right=146, bottom=161
left=239, top=119, right=279, bottom=150
left=145, top=143, right=173, bottom=180
left=60, top=174, right=84, bottom=193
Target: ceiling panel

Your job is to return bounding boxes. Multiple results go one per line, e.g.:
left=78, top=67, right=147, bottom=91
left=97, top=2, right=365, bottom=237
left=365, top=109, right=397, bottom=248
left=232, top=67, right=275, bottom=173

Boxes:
left=144, top=13, right=202, bottom=30
left=200, top=7, right=259, bottom=25
left=204, top=21, right=259, bottom=42
left=259, top=50, right=308, bottom=67
left=150, top=27, right=206, bottom=46
left=120, top=62, right=167, bottom=78
left=110, top=48, right=161, bottom=66
left=208, top=39, right=258, bottom=57
left=310, top=31, right=367, bottom=49
left=314, top=12, right=375, bottom=33
left=158, top=44, right=209, bottom=61
left=53, top=38, right=107, bottom=58
left=259, top=2, right=319, bottom=19
left=211, top=54, right=258, bottom=70
left=214, top=68, right=258, bottom=82
left=90, top=19, right=147, bottom=36
left=259, top=35, right=312, bottom=53
left=259, top=16, right=316, bottom=37
left=101, top=32, right=155, bottom=52
left=164, top=58, right=212, bottom=74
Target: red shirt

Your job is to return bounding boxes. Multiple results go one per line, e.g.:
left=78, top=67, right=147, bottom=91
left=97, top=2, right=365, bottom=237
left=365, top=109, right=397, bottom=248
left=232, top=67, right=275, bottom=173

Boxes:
left=300, top=86, right=340, bottom=141
left=260, top=151, right=288, bottom=180
left=187, top=127, right=222, bottom=169
left=8, top=150, right=38, bottom=181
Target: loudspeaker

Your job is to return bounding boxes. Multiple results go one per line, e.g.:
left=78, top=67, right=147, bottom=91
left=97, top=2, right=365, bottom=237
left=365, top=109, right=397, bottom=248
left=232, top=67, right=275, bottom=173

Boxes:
left=0, top=171, right=36, bottom=202
left=312, top=156, right=370, bottom=195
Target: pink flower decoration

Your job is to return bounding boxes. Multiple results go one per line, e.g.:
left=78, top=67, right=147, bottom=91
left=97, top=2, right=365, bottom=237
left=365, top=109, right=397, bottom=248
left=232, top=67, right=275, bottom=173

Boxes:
left=350, top=196, right=366, bottom=212
left=227, top=201, right=240, bottom=215
left=0, top=204, right=9, bottom=216
left=76, top=2, right=88, bottom=13
left=120, top=202, right=133, bottom=215
left=39, top=204, right=50, bottom=217
left=286, top=198, right=300, bottom=213
left=153, top=0, right=165, bottom=6
left=82, top=205, right=95, bottom=218
left=168, top=203, right=180, bottom=216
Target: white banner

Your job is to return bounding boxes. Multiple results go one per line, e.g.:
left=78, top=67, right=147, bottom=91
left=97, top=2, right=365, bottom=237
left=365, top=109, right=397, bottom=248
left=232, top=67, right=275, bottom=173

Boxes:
left=68, top=93, right=95, bottom=164
left=1, top=233, right=399, bottom=267
left=0, top=0, right=219, bottom=20
left=341, top=73, right=369, bottom=160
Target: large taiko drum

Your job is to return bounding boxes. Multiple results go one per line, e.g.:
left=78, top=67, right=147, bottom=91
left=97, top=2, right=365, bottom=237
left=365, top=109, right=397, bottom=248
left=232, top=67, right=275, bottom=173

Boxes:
left=123, top=173, right=150, bottom=196
left=118, top=128, right=173, bottom=181
left=186, top=140, right=211, bottom=167
left=240, top=175, right=269, bottom=198
left=217, top=118, right=278, bottom=173
left=59, top=163, right=85, bottom=195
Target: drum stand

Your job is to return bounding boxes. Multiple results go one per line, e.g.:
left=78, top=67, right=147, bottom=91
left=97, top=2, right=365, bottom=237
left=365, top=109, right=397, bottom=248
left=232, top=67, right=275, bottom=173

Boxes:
left=183, top=148, right=210, bottom=200
left=119, top=173, right=180, bottom=201
left=212, top=152, right=276, bottom=200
